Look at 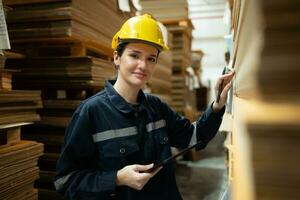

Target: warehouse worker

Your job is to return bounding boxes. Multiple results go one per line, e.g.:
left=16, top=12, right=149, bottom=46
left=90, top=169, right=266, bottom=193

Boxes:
left=55, top=14, right=235, bottom=200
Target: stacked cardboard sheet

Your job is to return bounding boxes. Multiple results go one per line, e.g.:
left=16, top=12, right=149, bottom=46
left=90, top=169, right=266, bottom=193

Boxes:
left=140, top=0, right=188, bottom=22
left=166, top=20, right=193, bottom=73
left=245, top=102, right=300, bottom=200
left=19, top=98, right=83, bottom=199
left=170, top=75, right=186, bottom=113
left=5, top=0, right=135, bottom=56
left=256, top=0, right=300, bottom=102
left=22, top=124, right=65, bottom=199
left=5, top=56, right=115, bottom=90
left=231, top=0, right=300, bottom=199
left=0, top=140, right=43, bottom=200
left=0, top=90, right=42, bottom=125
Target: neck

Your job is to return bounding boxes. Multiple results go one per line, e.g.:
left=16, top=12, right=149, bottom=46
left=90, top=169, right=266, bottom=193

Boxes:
left=113, top=78, right=140, bottom=104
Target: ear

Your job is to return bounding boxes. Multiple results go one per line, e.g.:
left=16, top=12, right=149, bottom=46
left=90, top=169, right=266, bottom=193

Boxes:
left=113, top=51, right=120, bottom=66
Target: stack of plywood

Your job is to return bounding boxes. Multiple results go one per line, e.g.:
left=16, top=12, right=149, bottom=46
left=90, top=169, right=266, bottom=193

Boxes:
left=3, top=1, right=134, bottom=199
left=229, top=0, right=300, bottom=199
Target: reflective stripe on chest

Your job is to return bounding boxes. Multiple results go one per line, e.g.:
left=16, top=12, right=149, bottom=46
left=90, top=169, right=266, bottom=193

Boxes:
left=92, top=119, right=166, bottom=143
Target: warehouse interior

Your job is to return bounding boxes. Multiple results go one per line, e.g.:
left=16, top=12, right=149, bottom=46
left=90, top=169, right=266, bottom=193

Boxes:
left=0, top=0, right=299, bottom=200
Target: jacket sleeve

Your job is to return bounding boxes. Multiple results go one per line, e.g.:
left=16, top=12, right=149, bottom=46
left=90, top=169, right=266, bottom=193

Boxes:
left=157, top=98, right=225, bottom=150
left=55, top=105, right=117, bottom=200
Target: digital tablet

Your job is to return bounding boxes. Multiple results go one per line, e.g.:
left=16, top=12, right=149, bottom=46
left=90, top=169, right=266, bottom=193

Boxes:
left=145, top=140, right=205, bottom=173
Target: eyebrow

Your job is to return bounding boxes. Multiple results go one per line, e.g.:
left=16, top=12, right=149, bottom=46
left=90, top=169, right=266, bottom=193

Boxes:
left=128, top=50, right=157, bottom=58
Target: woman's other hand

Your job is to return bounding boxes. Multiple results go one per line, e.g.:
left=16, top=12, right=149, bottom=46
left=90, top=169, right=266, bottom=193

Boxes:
left=116, top=163, right=162, bottom=190
left=213, top=70, right=235, bottom=112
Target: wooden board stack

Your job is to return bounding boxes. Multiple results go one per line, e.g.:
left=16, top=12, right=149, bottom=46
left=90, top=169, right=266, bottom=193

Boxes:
left=3, top=0, right=135, bottom=199
left=229, top=0, right=300, bottom=199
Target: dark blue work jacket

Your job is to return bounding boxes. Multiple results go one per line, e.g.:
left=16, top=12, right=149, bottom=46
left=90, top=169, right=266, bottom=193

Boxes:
left=55, top=80, right=225, bottom=200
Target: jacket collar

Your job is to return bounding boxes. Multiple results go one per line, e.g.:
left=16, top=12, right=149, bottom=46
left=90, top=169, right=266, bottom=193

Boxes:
left=105, top=80, right=148, bottom=113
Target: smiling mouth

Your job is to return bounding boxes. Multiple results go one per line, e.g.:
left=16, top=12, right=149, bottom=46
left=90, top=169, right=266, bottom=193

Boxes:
left=133, top=72, right=146, bottom=79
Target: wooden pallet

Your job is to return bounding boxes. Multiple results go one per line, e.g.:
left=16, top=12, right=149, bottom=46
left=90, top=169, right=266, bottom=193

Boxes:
left=0, top=69, right=12, bottom=90
left=0, top=126, right=20, bottom=147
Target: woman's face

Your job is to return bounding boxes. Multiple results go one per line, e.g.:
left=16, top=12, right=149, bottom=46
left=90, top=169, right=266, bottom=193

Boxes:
left=114, top=42, right=158, bottom=89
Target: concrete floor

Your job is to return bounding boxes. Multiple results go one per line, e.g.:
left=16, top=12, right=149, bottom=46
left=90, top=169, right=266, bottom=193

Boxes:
left=175, top=132, right=229, bottom=200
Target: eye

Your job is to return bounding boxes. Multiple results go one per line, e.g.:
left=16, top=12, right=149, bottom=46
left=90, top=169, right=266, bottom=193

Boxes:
left=148, top=57, right=157, bottom=63
left=129, top=53, right=139, bottom=59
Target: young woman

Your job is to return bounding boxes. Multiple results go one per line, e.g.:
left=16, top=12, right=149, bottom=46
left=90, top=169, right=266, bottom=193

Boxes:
left=55, top=14, right=235, bottom=200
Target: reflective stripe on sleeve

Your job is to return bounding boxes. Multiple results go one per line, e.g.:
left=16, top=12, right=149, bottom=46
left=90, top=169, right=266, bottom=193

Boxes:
left=146, top=119, right=166, bottom=132
left=54, top=170, right=78, bottom=191
left=92, top=126, right=138, bottom=143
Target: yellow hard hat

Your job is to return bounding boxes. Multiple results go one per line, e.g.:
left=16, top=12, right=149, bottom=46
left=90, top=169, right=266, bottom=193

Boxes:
left=112, top=14, right=169, bottom=51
